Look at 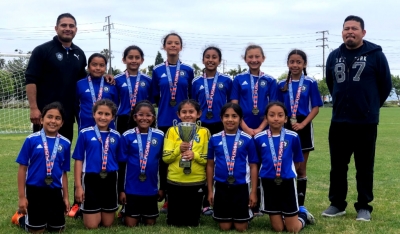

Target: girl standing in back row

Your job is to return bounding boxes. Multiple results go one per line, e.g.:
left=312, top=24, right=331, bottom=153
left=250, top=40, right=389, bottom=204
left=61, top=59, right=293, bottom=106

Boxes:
left=277, top=49, right=322, bottom=222
left=115, top=45, right=152, bottom=135
left=192, top=46, right=232, bottom=135
left=231, top=44, right=277, bottom=137
left=151, top=32, right=195, bottom=213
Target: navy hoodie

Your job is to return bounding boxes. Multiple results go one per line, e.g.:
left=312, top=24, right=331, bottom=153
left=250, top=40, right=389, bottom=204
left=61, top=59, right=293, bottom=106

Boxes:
left=326, top=40, right=392, bottom=124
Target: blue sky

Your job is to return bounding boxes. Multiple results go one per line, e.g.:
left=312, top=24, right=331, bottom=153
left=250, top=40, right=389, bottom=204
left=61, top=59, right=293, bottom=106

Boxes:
left=1, top=0, right=399, bottom=80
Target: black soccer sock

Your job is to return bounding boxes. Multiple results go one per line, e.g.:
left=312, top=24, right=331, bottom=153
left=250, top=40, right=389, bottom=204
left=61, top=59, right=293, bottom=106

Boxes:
left=297, top=177, right=307, bottom=207
left=298, top=212, right=307, bottom=229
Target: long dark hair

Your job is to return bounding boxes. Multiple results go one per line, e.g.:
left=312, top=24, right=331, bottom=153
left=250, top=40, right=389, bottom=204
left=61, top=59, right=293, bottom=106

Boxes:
left=281, top=49, right=308, bottom=92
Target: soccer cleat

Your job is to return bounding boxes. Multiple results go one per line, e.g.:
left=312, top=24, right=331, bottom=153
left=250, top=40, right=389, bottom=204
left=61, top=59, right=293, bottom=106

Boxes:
left=299, top=206, right=316, bottom=224
left=356, top=209, right=371, bottom=221
left=68, top=204, right=80, bottom=217
left=202, top=207, right=213, bottom=216
left=252, top=208, right=264, bottom=217
left=160, top=201, right=168, bottom=214
left=11, top=210, right=25, bottom=226
left=321, top=206, right=346, bottom=217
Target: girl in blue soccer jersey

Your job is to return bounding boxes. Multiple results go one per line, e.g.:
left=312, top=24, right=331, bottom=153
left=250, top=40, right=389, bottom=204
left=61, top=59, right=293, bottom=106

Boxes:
left=231, top=44, right=277, bottom=137
left=207, top=103, right=259, bottom=232
left=151, top=32, right=195, bottom=213
left=115, top=46, right=152, bottom=135
left=16, top=102, right=71, bottom=233
left=118, top=100, right=165, bottom=227
left=192, top=46, right=232, bottom=216
left=277, top=49, right=322, bottom=222
left=73, top=99, right=120, bottom=229
left=254, top=102, right=308, bottom=233
left=163, top=99, right=211, bottom=227
left=75, top=53, right=119, bottom=131
left=151, top=32, right=195, bottom=134
left=192, top=46, right=232, bottom=135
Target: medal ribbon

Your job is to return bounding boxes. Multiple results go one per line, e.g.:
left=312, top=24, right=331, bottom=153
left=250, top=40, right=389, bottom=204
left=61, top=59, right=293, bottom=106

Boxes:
left=267, top=128, right=285, bottom=178
left=94, top=125, right=110, bottom=172
left=165, top=60, right=181, bottom=101
left=221, top=130, right=241, bottom=177
left=203, top=72, right=219, bottom=113
left=40, top=129, right=60, bottom=177
left=250, top=71, right=264, bottom=110
left=288, top=75, right=305, bottom=119
left=135, top=127, right=153, bottom=174
left=87, top=75, right=104, bottom=105
left=125, top=71, right=141, bottom=109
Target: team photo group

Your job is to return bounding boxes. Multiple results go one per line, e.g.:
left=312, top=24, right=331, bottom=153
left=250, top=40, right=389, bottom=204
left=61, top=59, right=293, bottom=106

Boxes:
left=13, top=12, right=392, bottom=233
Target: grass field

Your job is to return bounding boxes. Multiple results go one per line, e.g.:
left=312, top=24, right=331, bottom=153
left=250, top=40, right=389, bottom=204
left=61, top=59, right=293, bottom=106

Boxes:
left=1, top=107, right=400, bottom=233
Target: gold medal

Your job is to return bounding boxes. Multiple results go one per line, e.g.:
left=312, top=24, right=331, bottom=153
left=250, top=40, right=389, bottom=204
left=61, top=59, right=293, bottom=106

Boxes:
left=99, top=170, right=108, bottom=179
left=227, top=175, right=235, bottom=184
left=290, top=117, right=297, bottom=125
left=170, top=99, right=177, bottom=107
left=44, top=175, right=53, bottom=185
left=139, top=173, right=146, bottom=182
left=274, top=176, right=282, bottom=185
left=206, top=111, right=213, bottom=119
left=252, top=107, right=259, bottom=115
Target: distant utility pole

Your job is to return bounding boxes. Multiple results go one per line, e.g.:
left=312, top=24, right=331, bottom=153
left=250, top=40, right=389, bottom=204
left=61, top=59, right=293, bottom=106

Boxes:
left=222, top=60, right=227, bottom=73
left=103, top=16, right=114, bottom=74
left=316, top=30, right=329, bottom=78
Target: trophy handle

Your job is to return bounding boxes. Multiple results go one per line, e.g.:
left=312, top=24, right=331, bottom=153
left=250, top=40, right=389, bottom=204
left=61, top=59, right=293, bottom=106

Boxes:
left=172, top=119, right=180, bottom=136
left=196, top=120, right=201, bottom=133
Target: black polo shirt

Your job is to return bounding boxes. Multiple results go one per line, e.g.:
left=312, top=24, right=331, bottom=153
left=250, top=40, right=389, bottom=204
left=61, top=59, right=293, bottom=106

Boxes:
left=25, top=36, right=87, bottom=122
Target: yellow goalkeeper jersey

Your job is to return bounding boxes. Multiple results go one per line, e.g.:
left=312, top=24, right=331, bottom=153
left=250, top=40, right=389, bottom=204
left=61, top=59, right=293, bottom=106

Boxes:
left=163, top=126, right=210, bottom=185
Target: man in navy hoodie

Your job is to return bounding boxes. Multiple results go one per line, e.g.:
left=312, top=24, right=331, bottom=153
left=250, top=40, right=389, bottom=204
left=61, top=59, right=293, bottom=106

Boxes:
left=322, top=15, right=392, bottom=221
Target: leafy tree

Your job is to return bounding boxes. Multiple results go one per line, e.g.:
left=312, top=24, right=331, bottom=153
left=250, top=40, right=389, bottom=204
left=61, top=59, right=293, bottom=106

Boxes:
left=277, top=72, right=288, bottom=81
left=140, top=68, right=147, bottom=74
left=0, top=70, right=14, bottom=104
left=147, top=65, right=154, bottom=77
left=391, top=74, right=400, bottom=103
left=155, top=51, right=164, bottom=65
left=111, top=67, right=122, bottom=76
left=4, top=56, right=29, bottom=100
left=100, top=49, right=111, bottom=61
left=318, top=78, right=330, bottom=105
left=0, top=57, right=5, bottom=69
left=226, top=65, right=247, bottom=78
left=192, top=63, right=202, bottom=77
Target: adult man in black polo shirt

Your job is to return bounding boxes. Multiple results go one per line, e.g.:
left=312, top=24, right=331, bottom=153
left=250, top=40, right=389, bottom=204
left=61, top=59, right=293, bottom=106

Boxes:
left=25, top=13, right=87, bottom=141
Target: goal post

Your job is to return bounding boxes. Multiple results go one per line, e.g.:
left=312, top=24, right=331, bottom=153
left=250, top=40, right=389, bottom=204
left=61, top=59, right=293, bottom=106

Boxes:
left=0, top=53, right=31, bottom=134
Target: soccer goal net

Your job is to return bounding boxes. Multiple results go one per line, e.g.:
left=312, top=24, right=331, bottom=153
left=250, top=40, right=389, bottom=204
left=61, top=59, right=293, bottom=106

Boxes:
left=0, top=53, right=31, bottom=134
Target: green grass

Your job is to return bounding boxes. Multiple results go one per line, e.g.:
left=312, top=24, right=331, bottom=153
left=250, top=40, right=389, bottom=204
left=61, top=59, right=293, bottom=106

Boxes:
left=1, top=108, right=400, bottom=233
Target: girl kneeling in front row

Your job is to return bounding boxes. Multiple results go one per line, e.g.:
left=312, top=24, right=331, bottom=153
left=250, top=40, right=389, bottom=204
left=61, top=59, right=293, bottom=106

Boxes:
left=73, top=99, right=120, bottom=229
left=119, top=100, right=165, bottom=226
left=207, top=103, right=259, bottom=232
left=254, top=102, right=307, bottom=233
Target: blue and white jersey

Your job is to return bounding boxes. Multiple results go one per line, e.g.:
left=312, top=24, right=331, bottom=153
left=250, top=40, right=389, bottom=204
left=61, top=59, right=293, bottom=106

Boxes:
left=75, top=77, right=119, bottom=131
left=119, top=128, right=164, bottom=196
left=207, top=131, right=258, bottom=185
left=191, top=74, right=232, bottom=124
left=16, top=132, right=71, bottom=189
left=231, top=72, right=278, bottom=129
left=254, top=129, right=303, bottom=179
left=72, top=127, right=120, bottom=173
left=115, top=72, right=152, bottom=116
left=151, top=62, right=194, bottom=127
left=277, top=76, right=323, bottom=117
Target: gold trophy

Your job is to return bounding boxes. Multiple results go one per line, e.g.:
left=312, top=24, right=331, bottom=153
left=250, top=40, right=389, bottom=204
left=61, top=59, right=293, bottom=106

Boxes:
left=173, top=119, right=201, bottom=174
